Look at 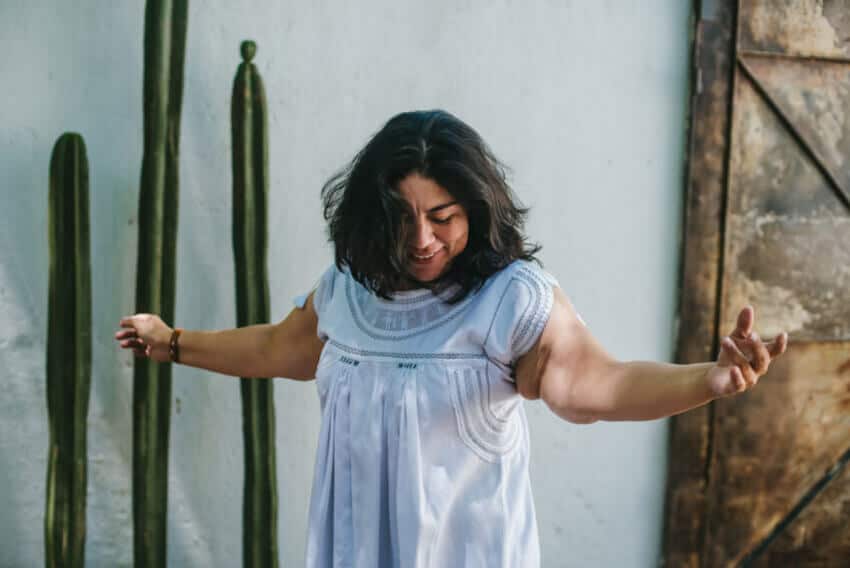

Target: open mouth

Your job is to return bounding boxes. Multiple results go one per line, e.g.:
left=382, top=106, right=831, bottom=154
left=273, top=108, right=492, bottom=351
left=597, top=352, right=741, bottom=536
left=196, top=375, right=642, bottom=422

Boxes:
left=410, top=249, right=442, bottom=264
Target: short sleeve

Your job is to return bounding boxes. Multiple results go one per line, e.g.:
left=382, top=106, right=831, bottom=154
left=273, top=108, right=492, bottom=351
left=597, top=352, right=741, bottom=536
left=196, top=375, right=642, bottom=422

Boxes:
left=292, top=264, right=338, bottom=319
left=484, top=262, right=561, bottom=366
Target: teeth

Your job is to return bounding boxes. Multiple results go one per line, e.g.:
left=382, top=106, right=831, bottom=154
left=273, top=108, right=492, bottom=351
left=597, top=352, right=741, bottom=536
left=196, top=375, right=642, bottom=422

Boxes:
left=413, top=251, right=437, bottom=260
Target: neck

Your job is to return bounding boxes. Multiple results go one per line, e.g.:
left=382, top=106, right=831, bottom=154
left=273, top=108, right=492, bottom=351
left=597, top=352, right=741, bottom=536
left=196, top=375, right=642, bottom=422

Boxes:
left=396, top=279, right=425, bottom=292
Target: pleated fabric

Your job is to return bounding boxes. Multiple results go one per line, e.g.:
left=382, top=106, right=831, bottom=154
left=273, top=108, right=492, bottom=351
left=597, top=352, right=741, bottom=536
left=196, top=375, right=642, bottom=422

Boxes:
left=293, top=260, right=562, bottom=568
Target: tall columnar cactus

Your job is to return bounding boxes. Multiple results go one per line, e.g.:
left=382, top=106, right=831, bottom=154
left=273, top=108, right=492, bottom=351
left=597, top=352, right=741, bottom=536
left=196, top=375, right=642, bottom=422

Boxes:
left=132, top=0, right=188, bottom=565
left=46, top=132, right=92, bottom=568
left=231, top=40, right=279, bottom=568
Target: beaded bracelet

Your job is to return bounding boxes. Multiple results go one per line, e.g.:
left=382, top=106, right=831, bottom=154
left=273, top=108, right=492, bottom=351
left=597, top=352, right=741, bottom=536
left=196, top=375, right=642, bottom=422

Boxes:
left=169, top=328, right=183, bottom=363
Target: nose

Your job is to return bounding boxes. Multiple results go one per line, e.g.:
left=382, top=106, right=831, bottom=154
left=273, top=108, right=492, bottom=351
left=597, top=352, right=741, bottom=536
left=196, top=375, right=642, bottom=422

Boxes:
left=411, top=218, right=436, bottom=251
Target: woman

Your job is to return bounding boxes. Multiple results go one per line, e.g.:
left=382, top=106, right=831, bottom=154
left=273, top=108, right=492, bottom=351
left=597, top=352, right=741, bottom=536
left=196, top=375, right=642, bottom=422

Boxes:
left=116, top=110, right=788, bottom=567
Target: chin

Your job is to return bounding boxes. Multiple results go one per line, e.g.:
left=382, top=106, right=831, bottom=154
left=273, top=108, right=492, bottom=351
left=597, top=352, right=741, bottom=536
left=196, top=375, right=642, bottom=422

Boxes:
left=409, top=270, right=439, bottom=283
left=410, top=262, right=450, bottom=283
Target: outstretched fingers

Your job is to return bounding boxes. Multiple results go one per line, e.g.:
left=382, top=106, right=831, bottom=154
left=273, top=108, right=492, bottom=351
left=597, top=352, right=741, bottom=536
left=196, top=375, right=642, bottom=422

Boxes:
left=716, top=306, right=790, bottom=397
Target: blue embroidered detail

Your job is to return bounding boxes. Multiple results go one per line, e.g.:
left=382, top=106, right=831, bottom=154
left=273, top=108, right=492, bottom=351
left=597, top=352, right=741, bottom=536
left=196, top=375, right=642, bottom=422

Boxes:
left=379, top=286, right=458, bottom=305
left=447, top=367, right=522, bottom=463
left=311, top=260, right=555, bottom=366
left=512, top=265, right=555, bottom=359
left=512, top=277, right=538, bottom=353
left=328, top=339, right=486, bottom=361
left=345, top=274, right=480, bottom=340
left=483, top=262, right=556, bottom=366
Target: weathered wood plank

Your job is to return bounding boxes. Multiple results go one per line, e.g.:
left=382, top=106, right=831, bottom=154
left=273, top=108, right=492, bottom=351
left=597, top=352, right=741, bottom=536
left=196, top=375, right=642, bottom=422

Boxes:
left=662, top=2, right=737, bottom=566
left=705, top=342, right=850, bottom=565
left=718, top=69, right=850, bottom=343
left=751, top=444, right=850, bottom=566
left=739, top=0, right=850, bottom=60
left=669, top=1, right=850, bottom=565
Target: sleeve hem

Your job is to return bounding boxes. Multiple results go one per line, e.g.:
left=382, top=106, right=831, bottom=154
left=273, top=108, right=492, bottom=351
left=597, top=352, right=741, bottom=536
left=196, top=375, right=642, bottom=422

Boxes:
left=510, top=267, right=556, bottom=362
left=292, top=292, right=309, bottom=309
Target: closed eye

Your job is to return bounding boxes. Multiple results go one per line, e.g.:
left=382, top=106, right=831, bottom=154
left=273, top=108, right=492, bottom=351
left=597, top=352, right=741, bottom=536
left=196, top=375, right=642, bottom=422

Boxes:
left=432, top=215, right=453, bottom=225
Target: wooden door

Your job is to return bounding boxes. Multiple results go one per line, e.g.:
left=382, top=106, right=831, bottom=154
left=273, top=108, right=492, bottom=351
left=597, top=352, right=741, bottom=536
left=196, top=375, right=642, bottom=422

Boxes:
left=664, top=1, right=850, bottom=565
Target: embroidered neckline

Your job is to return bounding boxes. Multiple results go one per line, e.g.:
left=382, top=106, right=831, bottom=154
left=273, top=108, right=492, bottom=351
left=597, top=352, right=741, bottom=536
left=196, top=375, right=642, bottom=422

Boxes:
left=389, top=288, right=430, bottom=299
left=345, top=276, right=475, bottom=339
left=383, top=282, right=463, bottom=304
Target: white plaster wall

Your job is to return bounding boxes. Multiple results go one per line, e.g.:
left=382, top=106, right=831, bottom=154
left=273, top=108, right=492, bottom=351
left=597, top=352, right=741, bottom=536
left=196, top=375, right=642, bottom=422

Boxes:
left=0, top=1, right=690, bottom=565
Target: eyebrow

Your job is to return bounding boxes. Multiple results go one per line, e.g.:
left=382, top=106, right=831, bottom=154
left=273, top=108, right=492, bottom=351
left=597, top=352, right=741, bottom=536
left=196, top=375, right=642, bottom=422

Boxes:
left=427, top=201, right=458, bottom=214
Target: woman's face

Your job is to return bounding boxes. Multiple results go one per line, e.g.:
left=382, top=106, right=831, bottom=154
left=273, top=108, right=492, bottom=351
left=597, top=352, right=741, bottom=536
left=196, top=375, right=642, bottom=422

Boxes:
left=397, top=172, right=469, bottom=287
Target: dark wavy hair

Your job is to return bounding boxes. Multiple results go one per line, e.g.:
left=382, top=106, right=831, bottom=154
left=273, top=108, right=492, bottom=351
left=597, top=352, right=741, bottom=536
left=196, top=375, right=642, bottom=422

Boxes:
left=321, top=109, right=542, bottom=304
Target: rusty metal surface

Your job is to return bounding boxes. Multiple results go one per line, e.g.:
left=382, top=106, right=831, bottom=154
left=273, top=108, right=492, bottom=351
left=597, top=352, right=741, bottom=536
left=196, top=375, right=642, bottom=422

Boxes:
left=720, top=72, right=850, bottom=343
left=704, top=342, right=850, bottom=565
left=662, top=2, right=736, bottom=566
left=740, top=0, right=850, bottom=59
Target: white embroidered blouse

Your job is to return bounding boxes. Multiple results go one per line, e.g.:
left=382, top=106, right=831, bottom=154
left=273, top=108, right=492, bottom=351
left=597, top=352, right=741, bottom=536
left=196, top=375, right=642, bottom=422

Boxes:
left=292, top=259, right=560, bottom=568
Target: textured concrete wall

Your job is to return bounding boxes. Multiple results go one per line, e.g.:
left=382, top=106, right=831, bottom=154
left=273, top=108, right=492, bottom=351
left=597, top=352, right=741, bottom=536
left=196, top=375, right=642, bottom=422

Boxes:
left=0, top=1, right=690, bottom=565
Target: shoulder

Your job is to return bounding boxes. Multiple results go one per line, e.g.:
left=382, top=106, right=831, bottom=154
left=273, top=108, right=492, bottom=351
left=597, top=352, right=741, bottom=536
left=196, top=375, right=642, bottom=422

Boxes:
left=514, top=259, right=558, bottom=286
left=491, top=260, right=560, bottom=329
left=483, top=259, right=560, bottom=366
left=314, top=263, right=350, bottom=314
left=486, top=259, right=559, bottom=291
left=293, top=263, right=346, bottom=314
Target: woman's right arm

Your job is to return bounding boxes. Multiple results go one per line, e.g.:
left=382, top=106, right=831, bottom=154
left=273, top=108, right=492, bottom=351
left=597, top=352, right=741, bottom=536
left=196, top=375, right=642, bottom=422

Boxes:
left=116, top=292, right=324, bottom=380
left=259, top=292, right=325, bottom=380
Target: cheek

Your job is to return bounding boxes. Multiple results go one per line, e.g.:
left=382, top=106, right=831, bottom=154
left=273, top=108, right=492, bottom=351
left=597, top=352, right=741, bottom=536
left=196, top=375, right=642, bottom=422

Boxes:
left=445, top=220, right=469, bottom=249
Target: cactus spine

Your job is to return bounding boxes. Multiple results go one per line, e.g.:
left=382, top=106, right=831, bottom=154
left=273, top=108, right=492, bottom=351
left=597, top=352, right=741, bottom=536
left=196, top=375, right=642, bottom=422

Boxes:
left=231, top=40, right=279, bottom=568
left=46, top=132, right=92, bottom=568
left=132, top=1, right=188, bottom=565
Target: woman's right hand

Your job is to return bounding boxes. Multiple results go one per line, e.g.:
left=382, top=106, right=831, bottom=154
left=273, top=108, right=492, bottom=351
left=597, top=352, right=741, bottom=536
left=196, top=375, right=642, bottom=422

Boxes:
left=115, top=313, right=173, bottom=363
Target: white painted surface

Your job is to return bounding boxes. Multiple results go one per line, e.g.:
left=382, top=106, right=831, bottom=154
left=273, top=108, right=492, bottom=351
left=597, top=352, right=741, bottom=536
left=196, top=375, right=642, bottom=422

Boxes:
left=0, top=1, right=690, bottom=565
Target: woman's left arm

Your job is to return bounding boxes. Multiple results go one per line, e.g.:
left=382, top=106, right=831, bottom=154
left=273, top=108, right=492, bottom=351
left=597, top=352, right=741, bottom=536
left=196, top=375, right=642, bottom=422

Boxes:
left=514, top=287, right=788, bottom=423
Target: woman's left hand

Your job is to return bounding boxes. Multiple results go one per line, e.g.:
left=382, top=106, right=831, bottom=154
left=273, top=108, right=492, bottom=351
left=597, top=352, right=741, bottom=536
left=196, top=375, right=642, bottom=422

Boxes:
left=706, top=306, right=788, bottom=398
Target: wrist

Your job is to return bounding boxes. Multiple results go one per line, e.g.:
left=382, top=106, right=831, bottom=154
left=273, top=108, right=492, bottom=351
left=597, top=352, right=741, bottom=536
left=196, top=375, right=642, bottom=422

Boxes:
left=700, top=362, right=722, bottom=401
left=169, top=327, right=183, bottom=363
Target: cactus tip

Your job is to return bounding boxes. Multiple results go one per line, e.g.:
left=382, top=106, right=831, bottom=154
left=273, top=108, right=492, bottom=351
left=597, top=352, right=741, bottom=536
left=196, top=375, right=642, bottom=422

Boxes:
left=58, top=132, right=84, bottom=147
left=241, top=41, right=257, bottom=62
